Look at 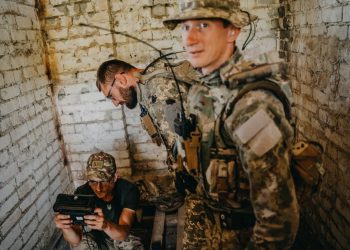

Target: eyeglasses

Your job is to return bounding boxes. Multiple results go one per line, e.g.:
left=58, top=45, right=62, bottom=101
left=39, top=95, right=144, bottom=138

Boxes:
left=106, top=78, right=116, bottom=100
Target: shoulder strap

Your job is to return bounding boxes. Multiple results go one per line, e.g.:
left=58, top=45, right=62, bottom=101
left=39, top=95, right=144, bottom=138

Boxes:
left=225, top=79, right=292, bottom=121
left=218, top=79, right=292, bottom=148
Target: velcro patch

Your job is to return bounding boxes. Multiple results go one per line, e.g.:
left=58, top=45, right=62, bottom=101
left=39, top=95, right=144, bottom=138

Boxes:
left=248, top=120, right=282, bottom=157
left=235, top=109, right=282, bottom=157
left=92, top=161, right=104, bottom=168
left=234, top=109, right=272, bottom=144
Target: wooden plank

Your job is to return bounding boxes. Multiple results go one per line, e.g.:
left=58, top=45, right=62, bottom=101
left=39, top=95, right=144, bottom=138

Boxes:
left=165, top=213, right=178, bottom=249
left=150, top=209, right=166, bottom=250
left=176, top=205, right=186, bottom=250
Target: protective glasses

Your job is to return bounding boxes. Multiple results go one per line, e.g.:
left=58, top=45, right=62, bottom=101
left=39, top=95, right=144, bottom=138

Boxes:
left=106, top=78, right=116, bottom=99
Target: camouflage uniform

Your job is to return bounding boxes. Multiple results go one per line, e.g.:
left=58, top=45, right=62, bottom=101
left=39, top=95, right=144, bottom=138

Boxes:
left=164, top=0, right=299, bottom=249
left=179, top=50, right=299, bottom=250
left=135, top=59, right=200, bottom=209
left=138, top=59, right=198, bottom=156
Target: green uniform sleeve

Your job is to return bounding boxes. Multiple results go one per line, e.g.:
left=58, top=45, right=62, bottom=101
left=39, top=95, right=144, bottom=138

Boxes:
left=224, top=89, right=299, bottom=250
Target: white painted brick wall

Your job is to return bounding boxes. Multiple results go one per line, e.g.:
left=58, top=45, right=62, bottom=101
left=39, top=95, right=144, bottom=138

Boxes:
left=17, top=179, right=36, bottom=202
left=0, top=1, right=71, bottom=249
left=0, top=224, right=22, bottom=250
left=0, top=179, right=16, bottom=205
left=281, top=0, right=350, bottom=248
left=322, top=6, right=343, bottom=23
left=0, top=193, right=19, bottom=220
left=21, top=216, right=39, bottom=244
left=0, top=163, right=18, bottom=184
left=2, top=0, right=347, bottom=249
left=0, top=134, right=11, bottom=150
left=0, top=85, right=20, bottom=100
left=344, top=4, right=350, bottom=22
left=0, top=208, right=21, bottom=236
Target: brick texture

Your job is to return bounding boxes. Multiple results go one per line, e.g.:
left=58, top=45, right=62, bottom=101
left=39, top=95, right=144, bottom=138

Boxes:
left=0, top=1, right=72, bottom=249
left=1, top=0, right=349, bottom=249
left=279, top=0, right=350, bottom=249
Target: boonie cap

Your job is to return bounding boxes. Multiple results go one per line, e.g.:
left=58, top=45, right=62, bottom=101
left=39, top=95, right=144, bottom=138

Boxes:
left=164, top=0, right=257, bottom=30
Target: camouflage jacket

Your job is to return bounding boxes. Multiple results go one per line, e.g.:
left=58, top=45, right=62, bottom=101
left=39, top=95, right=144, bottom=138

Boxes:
left=139, top=59, right=200, bottom=163
left=184, top=49, right=299, bottom=249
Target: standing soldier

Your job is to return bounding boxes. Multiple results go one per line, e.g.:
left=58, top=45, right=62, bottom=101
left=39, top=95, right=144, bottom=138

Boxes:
left=96, top=58, right=199, bottom=209
left=163, top=0, right=299, bottom=249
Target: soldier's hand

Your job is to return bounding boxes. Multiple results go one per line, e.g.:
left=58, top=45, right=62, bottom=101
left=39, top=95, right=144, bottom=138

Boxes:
left=54, top=213, right=73, bottom=229
left=84, top=208, right=107, bottom=231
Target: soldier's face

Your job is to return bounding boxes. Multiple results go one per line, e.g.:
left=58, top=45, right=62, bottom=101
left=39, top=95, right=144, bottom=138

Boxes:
left=181, top=19, right=239, bottom=75
left=89, top=177, right=115, bottom=200
left=101, top=73, right=138, bottom=109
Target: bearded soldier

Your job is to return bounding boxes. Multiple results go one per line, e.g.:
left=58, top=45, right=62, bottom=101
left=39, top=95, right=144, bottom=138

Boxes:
left=96, top=59, right=199, bottom=209
left=163, top=0, right=299, bottom=249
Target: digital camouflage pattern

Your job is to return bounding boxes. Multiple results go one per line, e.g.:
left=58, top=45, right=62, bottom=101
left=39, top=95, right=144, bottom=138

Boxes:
left=136, top=59, right=199, bottom=209
left=181, top=48, right=299, bottom=249
left=86, top=152, right=116, bottom=181
left=72, top=234, right=144, bottom=250
left=183, top=194, right=252, bottom=250
left=139, top=59, right=199, bottom=162
left=163, top=0, right=257, bottom=30
left=133, top=175, right=184, bottom=212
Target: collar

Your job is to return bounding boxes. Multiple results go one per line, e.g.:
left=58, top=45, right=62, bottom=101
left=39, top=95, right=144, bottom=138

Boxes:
left=199, top=47, right=244, bottom=88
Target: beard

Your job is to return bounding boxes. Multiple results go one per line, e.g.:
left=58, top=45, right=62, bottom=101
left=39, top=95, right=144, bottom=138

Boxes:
left=120, top=87, right=138, bottom=109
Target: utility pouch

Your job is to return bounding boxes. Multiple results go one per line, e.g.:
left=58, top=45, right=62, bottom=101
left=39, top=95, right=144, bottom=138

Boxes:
left=183, top=129, right=201, bottom=175
left=140, top=113, right=161, bottom=146
left=292, top=141, right=324, bottom=188
left=206, top=148, right=238, bottom=204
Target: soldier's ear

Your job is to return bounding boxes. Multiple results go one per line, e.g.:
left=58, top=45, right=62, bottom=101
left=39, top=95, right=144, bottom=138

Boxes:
left=227, top=27, right=240, bottom=43
left=115, top=73, right=128, bottom=88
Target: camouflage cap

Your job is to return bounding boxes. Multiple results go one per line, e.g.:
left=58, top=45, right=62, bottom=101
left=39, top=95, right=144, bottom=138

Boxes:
left=86, top=152, right=116, bottom=181
left=163, top=0, right=257, bottom=30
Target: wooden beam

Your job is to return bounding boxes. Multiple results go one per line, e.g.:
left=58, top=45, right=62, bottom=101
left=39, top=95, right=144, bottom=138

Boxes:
left=176, top=205, right=186, bottom=250
left=150, top=209, right=166, bottom=250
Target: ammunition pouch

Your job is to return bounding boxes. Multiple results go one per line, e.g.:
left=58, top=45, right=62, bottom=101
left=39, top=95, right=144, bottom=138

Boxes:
left=205, top=148, right=243, bottom=207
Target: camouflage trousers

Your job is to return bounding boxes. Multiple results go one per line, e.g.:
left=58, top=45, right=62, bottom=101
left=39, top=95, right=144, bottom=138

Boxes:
left=134, top=174, right=184, bottom=211
left=183, top=194, right=252, bottom=250
left=71, top=234, right=144, bottom=250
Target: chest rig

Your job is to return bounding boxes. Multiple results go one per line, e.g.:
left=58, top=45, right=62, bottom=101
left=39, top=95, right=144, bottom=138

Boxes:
left=186, top=82, right=254, bottom=206
left=177, top=55, right=293, bottom=229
